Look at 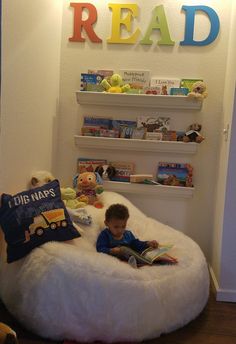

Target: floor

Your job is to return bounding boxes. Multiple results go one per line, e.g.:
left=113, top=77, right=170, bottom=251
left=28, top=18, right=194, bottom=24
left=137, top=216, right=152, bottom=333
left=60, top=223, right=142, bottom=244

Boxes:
left=0, top=285, right=236, bottom=344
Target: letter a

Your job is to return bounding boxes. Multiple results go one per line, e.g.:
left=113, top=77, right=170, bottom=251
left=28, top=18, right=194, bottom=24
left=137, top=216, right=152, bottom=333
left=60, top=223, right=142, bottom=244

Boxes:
left=140, top=5, right=175, bottom=45
left=69, top=3, right=102, bottom=43
left=180, top=6, right=220, bottom=46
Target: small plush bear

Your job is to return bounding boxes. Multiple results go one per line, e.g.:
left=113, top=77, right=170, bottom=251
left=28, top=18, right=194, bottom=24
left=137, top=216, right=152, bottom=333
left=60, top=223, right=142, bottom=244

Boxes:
left=188, top=81, right=208, bottom=100
left=183, top=123, right=205, bottom=143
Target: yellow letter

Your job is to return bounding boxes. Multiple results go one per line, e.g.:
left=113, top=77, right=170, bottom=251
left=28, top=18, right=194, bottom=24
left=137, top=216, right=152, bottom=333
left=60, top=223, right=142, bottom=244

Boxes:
left=107, top=4, right=140, bottom=44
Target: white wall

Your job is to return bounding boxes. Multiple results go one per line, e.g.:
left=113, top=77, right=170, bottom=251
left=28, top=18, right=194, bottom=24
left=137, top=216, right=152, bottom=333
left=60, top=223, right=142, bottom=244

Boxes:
left=56, top=0, right=232, bottom=257
left=210, top=2, right=236, bottom=301
left=0, top=0, right=63, bottom=193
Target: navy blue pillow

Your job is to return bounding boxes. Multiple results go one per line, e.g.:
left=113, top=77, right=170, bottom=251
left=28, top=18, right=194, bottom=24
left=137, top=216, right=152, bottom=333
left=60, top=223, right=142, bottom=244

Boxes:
left=0, top=180, right=81, bottom=263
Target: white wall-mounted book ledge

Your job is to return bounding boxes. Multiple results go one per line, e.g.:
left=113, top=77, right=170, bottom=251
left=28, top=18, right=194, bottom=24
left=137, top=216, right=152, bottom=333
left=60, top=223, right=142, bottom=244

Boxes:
left=103, top=181, right=194, bottom=199
left=74, top=135, right=198, bottom=154
left=76, top=91, right=203, bottom=110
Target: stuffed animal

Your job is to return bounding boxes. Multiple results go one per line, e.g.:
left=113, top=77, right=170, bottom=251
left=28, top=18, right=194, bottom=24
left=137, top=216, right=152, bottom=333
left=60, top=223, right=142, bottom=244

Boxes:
left=183, top=123, right=205, bottom=143
left=188, top=81, right=208, bottom=100
left=30, top=170, right=55, bottom=189
left=163, top=175, right=180, bottom=186
left=0, top=322, right=18, bottom=344
left=101, top=73, right=130, bottom=93
left=61, top=187, right=87, bottom=209
left=74, top=172, right=104, bottom=208
left=95, top=164, right=116, bottom=180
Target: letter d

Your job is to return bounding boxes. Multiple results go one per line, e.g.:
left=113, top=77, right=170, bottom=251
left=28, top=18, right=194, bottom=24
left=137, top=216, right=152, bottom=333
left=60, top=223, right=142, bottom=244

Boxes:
left=180, top=5, right=220, bottom=46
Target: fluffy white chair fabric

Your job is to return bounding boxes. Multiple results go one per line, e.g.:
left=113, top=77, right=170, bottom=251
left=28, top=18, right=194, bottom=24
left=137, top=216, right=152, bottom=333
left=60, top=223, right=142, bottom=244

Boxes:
left=0, top=191, right=209, bottom=343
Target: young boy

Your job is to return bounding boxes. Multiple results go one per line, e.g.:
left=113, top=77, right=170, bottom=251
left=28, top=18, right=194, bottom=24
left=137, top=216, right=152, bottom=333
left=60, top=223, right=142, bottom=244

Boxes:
left=96, top=203, right=158, bottom=259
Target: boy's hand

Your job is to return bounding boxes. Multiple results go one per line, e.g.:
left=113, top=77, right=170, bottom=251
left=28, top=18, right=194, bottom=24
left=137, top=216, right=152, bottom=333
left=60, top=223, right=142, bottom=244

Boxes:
left=110, top=247, right=121, bottom=255
left=148, top=240, right=159, bottom=248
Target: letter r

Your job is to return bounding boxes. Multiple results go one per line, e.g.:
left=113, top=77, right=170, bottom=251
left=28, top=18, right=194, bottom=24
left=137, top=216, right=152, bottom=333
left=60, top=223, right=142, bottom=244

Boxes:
left=69, top=3, right=102, bottom=43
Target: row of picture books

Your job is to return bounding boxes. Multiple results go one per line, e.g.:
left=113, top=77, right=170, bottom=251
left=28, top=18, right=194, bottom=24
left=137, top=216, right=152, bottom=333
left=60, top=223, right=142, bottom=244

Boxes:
left=81, top=115, right=186, bottom=141
left=80, top=68, right=203, bottom=96
left=77, top=158, right=193, bottom=187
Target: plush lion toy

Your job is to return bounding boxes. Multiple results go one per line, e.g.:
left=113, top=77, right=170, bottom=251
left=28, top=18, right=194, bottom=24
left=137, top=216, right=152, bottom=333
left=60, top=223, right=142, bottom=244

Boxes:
left=0, top=323, right=18, bottom=344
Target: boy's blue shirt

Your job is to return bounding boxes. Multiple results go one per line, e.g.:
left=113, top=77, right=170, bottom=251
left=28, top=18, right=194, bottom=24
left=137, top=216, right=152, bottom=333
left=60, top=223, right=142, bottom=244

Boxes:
left=96, top=228, right=148, bottom=254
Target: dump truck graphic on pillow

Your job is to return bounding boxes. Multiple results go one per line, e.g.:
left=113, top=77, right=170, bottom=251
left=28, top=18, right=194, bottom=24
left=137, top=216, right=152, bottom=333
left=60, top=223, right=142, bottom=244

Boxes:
left=24, top=209, right=67, bottom=242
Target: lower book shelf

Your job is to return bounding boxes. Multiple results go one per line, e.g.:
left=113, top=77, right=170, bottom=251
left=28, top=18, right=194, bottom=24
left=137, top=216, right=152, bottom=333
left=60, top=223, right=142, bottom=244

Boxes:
left=103, top=181, right=194, bottom=199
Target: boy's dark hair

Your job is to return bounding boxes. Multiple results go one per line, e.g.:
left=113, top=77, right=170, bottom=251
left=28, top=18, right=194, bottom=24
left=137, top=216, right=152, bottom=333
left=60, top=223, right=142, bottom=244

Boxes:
left=105, top=204, right=129, bottom=221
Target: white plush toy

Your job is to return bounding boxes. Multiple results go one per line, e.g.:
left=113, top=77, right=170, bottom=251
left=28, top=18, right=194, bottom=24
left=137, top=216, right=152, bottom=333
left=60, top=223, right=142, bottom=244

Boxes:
left=188, top=81, right=208, bottom=100
left=29, top=170, right=55, bottom=189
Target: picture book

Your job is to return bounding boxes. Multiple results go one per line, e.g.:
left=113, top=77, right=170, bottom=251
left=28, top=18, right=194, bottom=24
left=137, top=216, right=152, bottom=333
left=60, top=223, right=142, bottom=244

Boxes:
left=145, top=132, right=163, bottom=141
left=120, top=126, right=135, bottom=139
left=180, top=79, right=203, bottom=92
left=120, top=244, right=177, bottom=265
left=170, top=87, right=189, bottom=96
left=143, top=86, right=162, bottom=95
left=88, top=69, right=114, bottom=78
left=137, top=116, right=170, bottom=132
left=77, top=158, right=107, bottom=173
left=108, top=161, right=135, bottom=182
left=112, top=119, right=137, bottom=138
left=112, top=119, right=137, bottom=130
left=131, top=127, right=146, bottom=139
left=80, top=73, right=104, bottom=92
left=160, top=130, right=177, bottom=141
left=150, top=78, right=180, bottom=95
left=83, top=116, right=112, bottom=129
left=119, top=69, right=150, bottom=90
left=81, top=127, right=119, bottom=138
left=157, top=162, right=193, bottom=187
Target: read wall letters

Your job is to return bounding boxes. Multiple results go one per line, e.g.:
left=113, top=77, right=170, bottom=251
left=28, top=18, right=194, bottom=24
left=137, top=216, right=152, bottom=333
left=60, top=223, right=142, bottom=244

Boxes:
left=69, top=3, right=220, bottom=46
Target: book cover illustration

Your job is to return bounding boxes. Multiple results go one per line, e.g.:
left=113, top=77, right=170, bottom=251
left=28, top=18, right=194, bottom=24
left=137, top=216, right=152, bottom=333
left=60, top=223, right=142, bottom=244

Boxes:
left=112, top=119, right=137, bottom=139
left=137, top=116, right=170, bottom=133
left=80, top=73, right=104, bottom=92
left=81, top=127, right=119, bottom=138
left=143, top=86, right=162, bottom=95
left=150, top=78, right=180, bottom=95
left=120, top=244, right=177, bottom=265
left=157, top=162, right=193, bottom=187
left=77, top=158, right=107, bottom=173
left=83, top=116, right=112, bottom=129
left=108, top=161, right=135, bottom=182
left=88, top=69, right=114, bottom=78
left=170, top=88, right=189, bottom=96
left=119, top=69, right=150, bottom=90
left=81, top=117, right=119, bottom=138
left=180, top=79, right=203, bottom=92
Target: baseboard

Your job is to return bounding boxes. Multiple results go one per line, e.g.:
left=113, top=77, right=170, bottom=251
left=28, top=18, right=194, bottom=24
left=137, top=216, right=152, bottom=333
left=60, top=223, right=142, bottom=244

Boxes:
left=209, top=265, right=236, bottom=303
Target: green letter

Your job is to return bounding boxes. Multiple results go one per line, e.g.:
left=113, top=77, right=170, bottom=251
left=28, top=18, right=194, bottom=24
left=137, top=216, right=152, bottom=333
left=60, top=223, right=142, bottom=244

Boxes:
left=140, top=5, right=175, bottom=45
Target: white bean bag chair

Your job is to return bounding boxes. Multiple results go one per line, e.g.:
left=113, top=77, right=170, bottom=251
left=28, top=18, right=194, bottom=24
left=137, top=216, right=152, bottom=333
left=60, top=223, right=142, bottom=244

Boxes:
left=0, top=191, right=209, bottom=343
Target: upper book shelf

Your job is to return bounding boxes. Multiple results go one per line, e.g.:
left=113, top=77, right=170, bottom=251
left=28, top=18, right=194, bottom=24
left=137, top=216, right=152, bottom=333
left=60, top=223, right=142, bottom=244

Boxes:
left=76, top=91, right=203, bottom=110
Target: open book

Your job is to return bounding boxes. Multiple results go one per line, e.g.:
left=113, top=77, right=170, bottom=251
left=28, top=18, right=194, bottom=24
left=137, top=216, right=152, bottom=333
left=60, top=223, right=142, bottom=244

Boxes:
left=120, top=244, right=177, bottom=265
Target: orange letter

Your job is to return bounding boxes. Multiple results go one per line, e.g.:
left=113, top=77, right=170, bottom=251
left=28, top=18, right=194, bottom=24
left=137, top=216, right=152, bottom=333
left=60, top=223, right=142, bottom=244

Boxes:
left=69, top=3, right=102, bottom=43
